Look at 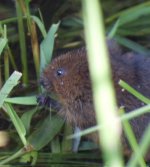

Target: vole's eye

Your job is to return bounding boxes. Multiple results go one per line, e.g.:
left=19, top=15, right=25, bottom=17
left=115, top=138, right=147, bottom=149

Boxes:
left=56, top=68, right=65, bottom=76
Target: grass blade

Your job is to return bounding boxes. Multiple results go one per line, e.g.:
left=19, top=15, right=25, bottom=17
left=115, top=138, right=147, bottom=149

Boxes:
left=115, top=36, right=150, bottom=55
left=3, top=103, right=27, bottom=146
left=120, top=109, right=146, bottom=167
left=28, top=115, right=64, bottom=150
left=127, top=125, right=150, bottom=167
left=31, top=16, right=47, bottom=38
left=0, top=38, right=8, bottom=56
left=21, top=108, right=38, bottom=134
left=16, top=1, right=28, bottom=85
left=82, top=0, right=123, bottom=166
left=0, top=71, right=22, bottom=108
left=119, top=80, right=150, bottom=104
left=40, top=22, right=60, bottom=71
left=5, top=96, right=37, bottom=105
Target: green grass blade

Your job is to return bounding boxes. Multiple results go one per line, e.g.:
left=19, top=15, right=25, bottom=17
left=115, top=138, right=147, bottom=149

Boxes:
left=108, top=19, right=120, bottom=38
left=28, top=115, right=64, bottom=150
left=115, top=36, right=150, bottom=55
left=127, top=124, right=150, bottom=167
left=31, top=16, right=47, bottom=38
left=119, top=6, right=150, bottom=26
left=51, top=137, right=61, bottom=153
left=82, top=0, right=123, bottom=166
left=0, top=148, right=25, bottom=165
left=16, top=1, right=28, bottom=85
left=40, top=22, right=60, bottom=72
left=68, top=104, right=150, bottom=140
left=0, top=71, right=22, bottom=108
left=121, top=109, right=146, bottom=167
left=61, top=123, right=73, bottom=152
left=0, top=24, right=8, bottom=56
left=119, top=80, right=150, bottom=104
left=106, top=2, right=150, bottom=24
left=3, top=103, right=27, bottom=146
left=0, top=38, right=8, bottom=56
left=21, top=108, right=38, bottom=134
left=5, top=96, right=37, bottom=105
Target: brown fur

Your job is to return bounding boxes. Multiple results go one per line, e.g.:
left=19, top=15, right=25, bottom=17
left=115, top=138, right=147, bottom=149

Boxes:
left=41, top=39, right=150, bottom=159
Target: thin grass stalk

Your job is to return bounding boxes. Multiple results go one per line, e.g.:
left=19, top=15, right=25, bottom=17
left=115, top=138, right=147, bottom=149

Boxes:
left=82, top=0, right=123, bottom=166
left=0, top=147, right=28, bottom=165
left=68, top=104, right=150, bottom=140
left=127, top=124, right=150, bottom=167
left=6, top=46, right=17, bottom=70
left=105, top=1, right=150, bottom=24
left=61, top=123, right=73, bottom=152
left=17, top=0, right=40, bottom=78
left=51, top=137, right=61, bottom=153
left=4, top=50, right=9, bottom=80
left=121, top=109, right=146, bottom=167
left=16, top=1, right=28, bottom=85
left=29, top=20, right=40, bottom=77
left=0, top=68, right=2, bottom=88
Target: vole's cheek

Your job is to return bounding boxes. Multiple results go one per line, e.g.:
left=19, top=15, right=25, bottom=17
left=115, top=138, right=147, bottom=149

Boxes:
left=60, top=81, right=64, bottom=86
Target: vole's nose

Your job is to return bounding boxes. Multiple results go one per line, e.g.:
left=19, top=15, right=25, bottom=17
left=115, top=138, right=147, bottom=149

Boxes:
left=39, top=75, right=51, bottom=90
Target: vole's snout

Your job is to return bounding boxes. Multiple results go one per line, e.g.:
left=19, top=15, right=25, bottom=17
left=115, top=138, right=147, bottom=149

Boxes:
left=39, top=75, right=52, bottom=91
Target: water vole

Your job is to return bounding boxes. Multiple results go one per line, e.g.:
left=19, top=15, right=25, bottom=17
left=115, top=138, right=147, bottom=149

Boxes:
left=39, top=39, right=150, bottom=158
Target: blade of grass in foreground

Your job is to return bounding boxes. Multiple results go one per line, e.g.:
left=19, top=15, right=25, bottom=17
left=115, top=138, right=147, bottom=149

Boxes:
left=120, top=109, right=146, bottom=167
left=28, top=115, right=64, bottom=150
left=0, top=38, right=8, bottom=56
left=16, top=0, right=28, bottom=85
left=127, top=124, right=150, bottom=167
left=119, top=80, right=150, bottom=104
left=115, top=36, right=150, bottom=55
left=68, top=104, right=150, bottom=139
left=5, top=96, right=37, bottom=105
left=40, top=22, right=60, bottom=72
left=3, top=103, right=27, bottom=146
left=82, top=0, right=123, bottom=166
left=0, top=24, right=8, bottom=56
left=0, top=71, right=22, bottom=108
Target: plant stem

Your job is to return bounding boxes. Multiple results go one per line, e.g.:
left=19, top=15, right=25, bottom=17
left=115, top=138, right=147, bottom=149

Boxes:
left=16, top=0, right=28, bottom=85
left=0, top=148, right=25, bottom=165
left=82, top=0, right=123, bottom=166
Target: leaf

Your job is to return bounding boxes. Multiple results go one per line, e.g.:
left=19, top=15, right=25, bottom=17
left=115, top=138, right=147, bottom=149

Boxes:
left=61, top=123, right=73, bottom=152
left=127, top=124, right=150, bottom=167
left=5, top=96, right=37, bottom=105
left=21, top=107, right=38, bottom=134
left=119, top=6, right=150, bottom=26
left=31, top=16, right=47, bottom=38
left=0, top=71, right=22, bottom=108
left=120, top=109, right=146, bottom=167
left=40, top=22, right=60, bottom=72
left=115, top=36, right=150, bottom=55
left=0, top=37, right=8, bottom=56
left=0, top=24, right=8, bottom=56
left=108, top=19, right=120, bottom=38
left=4, top=103, right=27, bottom=146
left=119, top=80, right=150, bottom=104
left=61, top=17, right=83, bottom=28
left=28, top=115, right=64, bottom=150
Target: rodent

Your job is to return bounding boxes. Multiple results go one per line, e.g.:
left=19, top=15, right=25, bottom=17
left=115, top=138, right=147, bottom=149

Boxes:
left=39, top=39, right=150, bottom=159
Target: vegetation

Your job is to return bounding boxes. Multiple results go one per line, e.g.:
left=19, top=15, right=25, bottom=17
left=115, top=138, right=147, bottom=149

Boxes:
left=0, top=0, right=150, bottom=166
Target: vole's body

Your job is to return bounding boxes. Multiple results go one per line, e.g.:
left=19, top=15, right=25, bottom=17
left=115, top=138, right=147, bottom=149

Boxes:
left=41, top=40, right=150, bottom=158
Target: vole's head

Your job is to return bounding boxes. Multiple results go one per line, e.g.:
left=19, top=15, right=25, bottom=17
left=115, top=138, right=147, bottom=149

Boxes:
left=40, top=48, right=91, bottom=105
